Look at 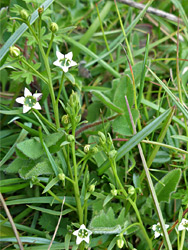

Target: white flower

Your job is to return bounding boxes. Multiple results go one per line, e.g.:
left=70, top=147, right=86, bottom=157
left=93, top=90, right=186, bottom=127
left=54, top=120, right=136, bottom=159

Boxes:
left=152, top=222, right=169, bottom=239
left=53, top=51, right=77, bottom=73
left=16, top=88, right=42, bottom=113
left=73, top=224, right=92, bottom=245
left=178, top=218, right=188, bottom=231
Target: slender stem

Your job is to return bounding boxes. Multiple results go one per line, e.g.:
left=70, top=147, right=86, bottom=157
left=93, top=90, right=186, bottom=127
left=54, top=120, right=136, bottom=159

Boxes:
left=109, top=159, right=152, bottom=249
left=0, top=193, right=24, bottom=250
left=71, top=125, right=83, bottom=224
left=46, top=33, right=54, bottom=57
left=20, top=57, right=48, bottom=84
left=56, top=72, right=65, bottom=105
left=37, top=182, right=76, bottom=211
left=27, top=21, right=60, bottom=128
left=125, top=95, right=172, bottom=250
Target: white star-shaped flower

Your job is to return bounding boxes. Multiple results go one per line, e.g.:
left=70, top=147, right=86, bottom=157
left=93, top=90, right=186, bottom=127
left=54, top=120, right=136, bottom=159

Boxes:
left=53, top=51, right=77, bottom=73
left=178, top=218, right=188, bottom=231
left=73, top=224, right=92, bottom=245
left=16, top=88, right=42, bottom=113
left=152, top=222, right=169, bottom=239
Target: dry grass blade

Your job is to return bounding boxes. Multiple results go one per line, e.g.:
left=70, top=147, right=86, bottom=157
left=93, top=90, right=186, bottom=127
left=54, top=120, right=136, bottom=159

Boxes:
left=0, top=193, right=24, bottom=250
left=117, top=0, right=183, bottom=24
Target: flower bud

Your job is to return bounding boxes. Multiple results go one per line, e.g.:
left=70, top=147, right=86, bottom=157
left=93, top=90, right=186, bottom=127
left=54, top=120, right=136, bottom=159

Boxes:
left=84, top=144, right=90, bottom=153
left=61, top=114, right=69, bottom=125
left=9, top=46, right=20, bottom=58
left=111, top=189, right=118, bottom=196
left=50, top=22, right=59, bottom=33
left=108, top=149, right=117, bottom=159
left=98, top=131, right=106, bottom=144
left=89, top=184, right=95, bottom=192
left=67, top=135, right=75, bottom=142
left=116, top=238, right=124, bottom=249
left=58, top=173, right=65, bottom=181
left=38, top=7, right=44, bottom=15
left=128, top=186, right=135, bottom=195
left=20, top=9, right=29, bottom=20
left=91, top=146, right=98, bottom=154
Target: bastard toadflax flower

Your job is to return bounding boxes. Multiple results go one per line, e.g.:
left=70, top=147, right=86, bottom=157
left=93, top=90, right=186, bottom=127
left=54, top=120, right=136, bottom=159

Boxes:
left=152, top=222, right=169, bottom=239
left=53, top=51, right=77, bottom=73
left=73, top=224, right=92, bottom=245
left=16, top=88, right=42, bottom=113
left=178, top=218, right=188, bottom=231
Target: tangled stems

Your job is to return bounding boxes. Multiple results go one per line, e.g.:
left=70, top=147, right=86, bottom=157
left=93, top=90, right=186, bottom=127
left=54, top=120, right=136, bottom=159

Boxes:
left=26, top=21, right=60, bottom=128
left=109, top=158, right=153, bottom=250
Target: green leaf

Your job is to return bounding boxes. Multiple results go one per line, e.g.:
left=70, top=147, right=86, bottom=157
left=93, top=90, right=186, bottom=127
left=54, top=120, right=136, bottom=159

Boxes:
left=155, top=169, right=182, bottom=203
left=19, top=159, right=54, bottom=179
left=28, top=205, right=72, bottom=216
left=92, top=90, right=123, bottom=114
left=43, top=176, right=59, bottom=193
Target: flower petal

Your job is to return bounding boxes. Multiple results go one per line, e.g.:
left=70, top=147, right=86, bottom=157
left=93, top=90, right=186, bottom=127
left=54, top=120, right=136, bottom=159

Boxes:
left=178, top=224, right=185, bottom=231
left=53, top=59, right=61, bottom=67
left=73, top=229, right=79, bottom=236
left=23, top=105, right=31, bottom=113
left=33, top=102, right=41, bottom=110
left=154, top=231, right=160, bottom=239
left=76, top=237, right=83, bottom=245
left=33, top=93, right=42, bottom=101
left=24, top=88, right=32, bottom=97
left=61, top=65, right=69, bottom=72
left=56, top=51, right=64, bottom=60
left=69, top=60, right=77, bottom=67
left=84, top=235, right=90, bottom=244
left=65, top=52, right=73, bottom=61
left=16, top=97, right=25, bottom=104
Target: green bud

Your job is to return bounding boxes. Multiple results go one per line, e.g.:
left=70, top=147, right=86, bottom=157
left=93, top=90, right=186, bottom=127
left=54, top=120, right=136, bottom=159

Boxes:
left=20, top=9, right=29, bottom=20
left=84, top=144, right=90, bottom=153
left=9, top=46, right=20, bottom=57
left=111, top=189, right=118, bottom=196
left=58, top=173, right=65, bottom=181
left=38, top=7, right=44, bottom=15
left=61, top=114, right=69, bottom=125
left=75, top=114, right=81, bottom=124
left=89, top=184, right=95, bottom=192
left=50, top=22, right=59, bottom=33
left=98, top=131, right=106, bottom=144
left=116, top=238, right=124, bottom=249
left=128, top=186, right=135, bottom=195
left=108, top=149, right=117, bottom=159
left=67, top=135, right=75, bottom=142
left=91, top=146, right=98, bottom=154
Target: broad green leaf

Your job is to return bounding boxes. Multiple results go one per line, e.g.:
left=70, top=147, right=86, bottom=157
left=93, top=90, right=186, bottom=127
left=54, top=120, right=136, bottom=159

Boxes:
left=0, top=226, right=15, bottom=237
left=156, top=169, right=182, bottom=203
left=19, top=159, right=54, bottom=179
left=153, top=151, right=171, bottom=164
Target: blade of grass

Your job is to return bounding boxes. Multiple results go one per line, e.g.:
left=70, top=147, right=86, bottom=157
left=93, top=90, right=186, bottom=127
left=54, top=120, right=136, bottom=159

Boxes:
left=137, top=34, right=150, bottom=108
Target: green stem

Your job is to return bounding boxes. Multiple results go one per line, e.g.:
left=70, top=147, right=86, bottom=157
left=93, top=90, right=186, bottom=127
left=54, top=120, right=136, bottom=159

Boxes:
left=20, top=57, right=48, bottom=84
left=46, top=33, right=54, bottom=57
left=56, top=72, right=65, bottom=105
left=37, top=182, right=76, bottom=211
left=110, top=159, right=152, bottom=249
left=71, top=126, right=83, bottom=224
left=27, top=22, right=60, bottom=128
